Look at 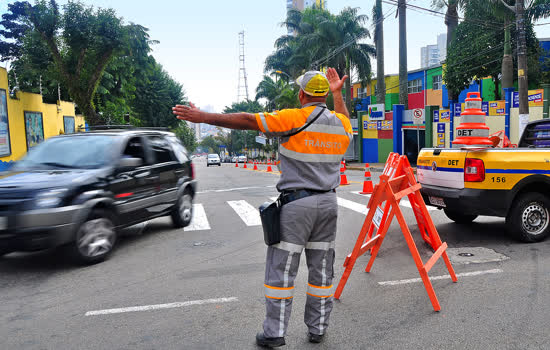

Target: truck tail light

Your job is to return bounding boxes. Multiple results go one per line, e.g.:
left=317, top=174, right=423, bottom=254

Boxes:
left=464, top=158, right=485, bottom=182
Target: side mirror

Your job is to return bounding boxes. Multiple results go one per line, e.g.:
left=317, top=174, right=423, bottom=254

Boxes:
left=119, top=157, right=143, bottom=169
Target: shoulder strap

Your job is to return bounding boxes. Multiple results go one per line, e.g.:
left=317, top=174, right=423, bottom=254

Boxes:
left=285, top=107, right=326, bottom=137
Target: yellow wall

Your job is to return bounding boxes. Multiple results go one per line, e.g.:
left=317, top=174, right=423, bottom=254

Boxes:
left=0, top=67, right=85, bottom=164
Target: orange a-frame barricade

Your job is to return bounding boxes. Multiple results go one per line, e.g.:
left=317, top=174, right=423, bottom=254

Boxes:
left=334, top=153, right=458, bottom=311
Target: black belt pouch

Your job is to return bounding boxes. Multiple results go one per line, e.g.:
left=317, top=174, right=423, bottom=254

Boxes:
left=259, top=199, right=281, bottom=246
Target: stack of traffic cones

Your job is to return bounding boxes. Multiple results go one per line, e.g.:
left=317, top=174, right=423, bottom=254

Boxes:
left=340, top=160, right=349, bottom=186
left=360, top=163, right=374, bottom=194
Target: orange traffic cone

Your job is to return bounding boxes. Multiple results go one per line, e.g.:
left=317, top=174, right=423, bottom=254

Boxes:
left=243, top=161, right=247, bottom=169
left=360, top=163, right=374, bottom=194
left=253, top=161, right=258, bottom=170
left=340, top=160, right=349, bottom=186
left=235, top=160, right=239, bottom=168
left=266, top=161, right=272, bottom=172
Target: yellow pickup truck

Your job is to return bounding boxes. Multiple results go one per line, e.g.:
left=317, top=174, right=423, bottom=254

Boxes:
left=417, top=119, right=550, bottom=243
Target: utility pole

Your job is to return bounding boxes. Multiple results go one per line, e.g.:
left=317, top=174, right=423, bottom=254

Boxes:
left=375, top=0, right=386, bottom=107
left=501, top=0, right=528, bottom=117
left=237, top=31, right=250, bottom=102
left=398, top=0, right=408, bottom=109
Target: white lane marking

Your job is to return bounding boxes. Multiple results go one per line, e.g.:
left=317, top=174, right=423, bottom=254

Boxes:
left=350, top=191, right=437, bottom=211
left=378, top=268, right=503, bottom=286
left=197, top=185, right=276, bottom=194
left=184, top=204, right=210, bottom=231
left=227, top=200, right=262, bottom=226
left=85, top=297, right=238, bottom=316
left=337, top=197, right=368, bottom=215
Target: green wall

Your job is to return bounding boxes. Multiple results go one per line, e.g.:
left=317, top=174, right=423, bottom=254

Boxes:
left=378, top=139, right=393, bottom=162
left=426, top=66, right=443, bottom=90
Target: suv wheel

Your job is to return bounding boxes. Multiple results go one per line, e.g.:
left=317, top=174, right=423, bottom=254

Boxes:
left=172, top=190, right=194, bottom=228
left=443, top=209, right=478, bottom=224
left=71, top=209, right=117, bottom=264
left=506, top=192, right=550, bottom=243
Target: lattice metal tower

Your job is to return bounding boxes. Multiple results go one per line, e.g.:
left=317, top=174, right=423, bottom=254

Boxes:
left=237, top=31, right=249, bottom=102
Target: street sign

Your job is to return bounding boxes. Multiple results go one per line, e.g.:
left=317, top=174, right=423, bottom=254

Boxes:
left=255, top=136, right=267, bottom=145
left=412, top=108, right=424, bottom=125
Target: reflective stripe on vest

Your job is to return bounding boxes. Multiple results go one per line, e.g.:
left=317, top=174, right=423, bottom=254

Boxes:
left=265, top=284, right=294, bottom=299
left=306, top=283, right=334, bottom=298
left=258, top=113, right=270, bottom=132
left=305, top=241, right=335, bottom=250
left=280, top=146, right=345, bottom=163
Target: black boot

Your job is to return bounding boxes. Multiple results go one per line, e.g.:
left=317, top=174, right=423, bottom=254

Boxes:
left=256, top=332, right=286, bottom=348
left=308, top=333, right=324, bottom=343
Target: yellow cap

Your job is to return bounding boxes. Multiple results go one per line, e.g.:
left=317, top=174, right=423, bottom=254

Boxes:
left=296, top=71, right=330, bottom=96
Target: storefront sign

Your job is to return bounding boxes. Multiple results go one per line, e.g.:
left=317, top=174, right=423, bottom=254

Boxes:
left=433, top=110, right=439, bottom=123
left=377, top=120, right=393, bottom=130
left=439, top=110, right=450, bottom=122
left=513, top=89, right=544, bottom=108
left=0, top=89, right=11, bottom=157
left=24, top=111, right=44, bottom=150
left=488, top=101, right=506, bottom=116
left=368, top=104, right=385, bottom=120
left=454, top=103, right=462, bottom=116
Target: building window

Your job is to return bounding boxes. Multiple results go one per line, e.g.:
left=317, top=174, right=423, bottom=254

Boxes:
left=407, top=78, right=422, bottom=94
left=357, top=87, right=367, bottom=99
left=432, top=75, right=442, bottom=90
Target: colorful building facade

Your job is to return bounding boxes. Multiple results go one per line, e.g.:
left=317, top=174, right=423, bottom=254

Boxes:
left=0, top=67, right=86, bottom=170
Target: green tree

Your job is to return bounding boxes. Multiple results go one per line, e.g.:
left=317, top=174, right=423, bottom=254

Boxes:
left=255, top=75, right=300, bottom=111
left=19, top=0, right=128, bottom=125
left=199, top=135, right=220, bottom=153
left=173, top=122, right=197, bottom=152
left=444, top=3, right=540, bottom=100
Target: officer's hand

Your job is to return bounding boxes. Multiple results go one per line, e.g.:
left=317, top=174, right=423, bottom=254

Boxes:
left=327, top=67, right=348, bottom=93
left=173, top=102, right=203, bottom=122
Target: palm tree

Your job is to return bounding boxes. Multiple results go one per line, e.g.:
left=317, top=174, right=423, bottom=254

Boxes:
left=304, top=7, right=376, bottom=112
left=265, top=7, right=376, bottom=113
left=373, top=0, right=386, bottom=107
left=255, top=75, right=300, bottom=111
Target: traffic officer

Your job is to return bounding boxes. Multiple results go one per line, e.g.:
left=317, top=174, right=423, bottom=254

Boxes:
left=172, top=68, right=351, bottom=347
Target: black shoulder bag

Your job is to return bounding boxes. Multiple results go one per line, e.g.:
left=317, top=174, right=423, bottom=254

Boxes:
left=259, top=106, right=326, bottom=246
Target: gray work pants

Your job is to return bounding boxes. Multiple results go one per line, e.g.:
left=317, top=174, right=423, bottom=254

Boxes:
left=263, top=192, right=337, bottom=338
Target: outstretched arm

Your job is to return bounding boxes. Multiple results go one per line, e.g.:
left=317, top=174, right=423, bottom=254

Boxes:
left=326, top=67, right=349, bottom=119
left=172, top=103, right=260, bottom=130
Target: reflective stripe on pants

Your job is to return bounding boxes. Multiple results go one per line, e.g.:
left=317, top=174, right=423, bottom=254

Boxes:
left=262, top=192, right=337, bottom=338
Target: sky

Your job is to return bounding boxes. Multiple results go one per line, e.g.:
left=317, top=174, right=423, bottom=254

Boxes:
left=2, top=0, right=550, bottom=112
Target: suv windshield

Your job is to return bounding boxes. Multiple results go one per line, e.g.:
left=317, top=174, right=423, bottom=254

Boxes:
left=208, top=154, right=218, bottom=158
left=13, top=135, right=117, bottom=170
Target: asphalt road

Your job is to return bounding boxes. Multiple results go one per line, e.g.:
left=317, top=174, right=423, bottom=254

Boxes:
left=1, top=160, right=549, bottom=350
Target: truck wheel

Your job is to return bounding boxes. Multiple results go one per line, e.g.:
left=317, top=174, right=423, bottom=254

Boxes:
left=444, top=209, right=478, bottom=224
left=506, top=192, right=550, bottom=243
left=172, top=189, right=194, bottom=228
left=70, top=209, right=117, bottom=264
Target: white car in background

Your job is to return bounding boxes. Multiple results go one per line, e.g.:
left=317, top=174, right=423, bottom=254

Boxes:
left=238, top=155, right=247, bottom=163
left=207, top=154, right=221, bottom=167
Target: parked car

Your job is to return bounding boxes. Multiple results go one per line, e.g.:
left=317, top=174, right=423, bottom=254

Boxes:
left=207, top=154, right=221, bottom=167
left=231, top=156, right=238, bottom=163
left=238, top=155, right=247, bottom=163
left=0, top=128, right=196, bottom=264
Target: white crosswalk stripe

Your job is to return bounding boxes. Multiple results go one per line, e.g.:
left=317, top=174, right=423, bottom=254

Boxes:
left=350, top=191, right=437, bottom=211
left=227, top=200, right=262, bottom=226
left=184, top=204, right=211, bottom=231
left=337, top=197, right=368, bottom=215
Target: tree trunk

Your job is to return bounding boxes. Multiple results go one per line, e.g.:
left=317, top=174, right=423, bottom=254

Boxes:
left=445, top=2, right=459, bottom=102
left=398, top=0, right=408, bottom=109
left=345, top=55, right=352, bottom=115
left=516, top=0, right=529, bottom=116
left=502, top=20, right=514, bottom=97
left=375, top=0, right=386, bottom=108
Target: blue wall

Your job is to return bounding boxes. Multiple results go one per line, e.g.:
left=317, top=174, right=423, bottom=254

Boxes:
left=362, top=139, right=378, bottom=163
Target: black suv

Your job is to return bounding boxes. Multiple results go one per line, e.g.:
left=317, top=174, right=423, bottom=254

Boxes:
left=0, top=128, right=196, bottom=264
